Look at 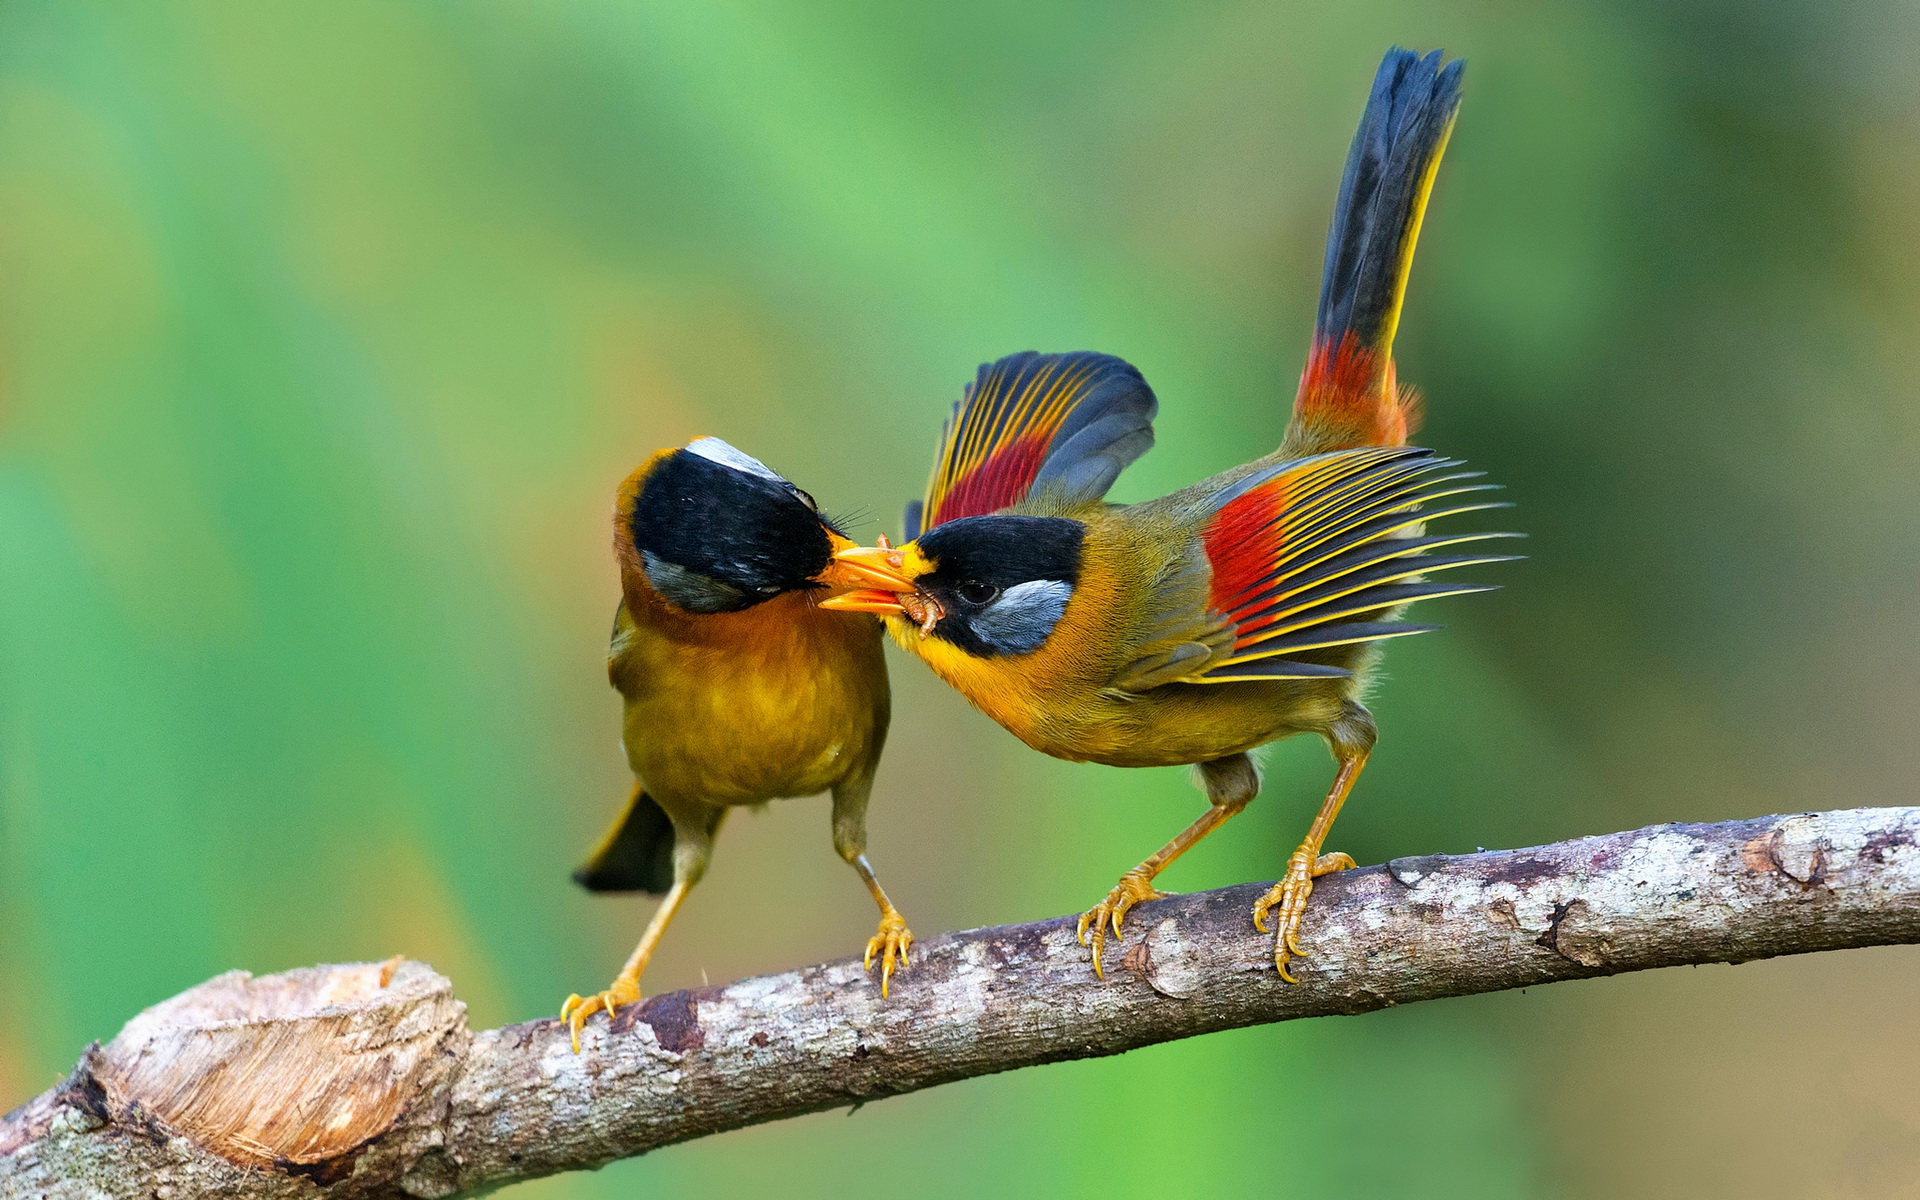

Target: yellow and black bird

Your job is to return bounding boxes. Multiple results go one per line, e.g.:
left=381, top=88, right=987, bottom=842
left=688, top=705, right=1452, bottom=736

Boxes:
left=826, top=48, right=1515, bottom=979
left=561, top=436, right=911, bottom=1050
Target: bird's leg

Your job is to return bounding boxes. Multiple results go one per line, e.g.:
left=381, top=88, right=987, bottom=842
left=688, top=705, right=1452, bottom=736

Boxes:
left=1078, top=753, right=1259, bottom=978
left=560, top=879, right=690, bottom=1051
left=1251, top=756, right=1365, bottom=982
left=850, top=854, right=913, bottom=996
left=832, top=776, right=913, bottom=997
left=1254, top=702, right=1377, bottom=982
left=562, top=805, right=724, bottom=1052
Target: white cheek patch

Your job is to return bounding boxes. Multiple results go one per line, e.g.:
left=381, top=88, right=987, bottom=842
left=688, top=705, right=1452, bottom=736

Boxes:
left=971, top=579, right=1073, bottom=655
left=686, top=437, right=784, bottom=484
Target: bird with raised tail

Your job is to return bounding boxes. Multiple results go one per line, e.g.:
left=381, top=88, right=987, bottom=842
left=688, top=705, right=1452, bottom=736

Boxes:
left=825, top=48, right=1518, bottom=980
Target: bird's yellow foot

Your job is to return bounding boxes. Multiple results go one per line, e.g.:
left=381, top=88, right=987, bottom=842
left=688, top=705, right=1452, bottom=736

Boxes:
left=864, top=908, right=914, bottom=998
left=1253, top=847, right=1356, bottom=983
left=560, top=977, right=642, bottom=1053
left=1076, top=870, right=1168, bottom=979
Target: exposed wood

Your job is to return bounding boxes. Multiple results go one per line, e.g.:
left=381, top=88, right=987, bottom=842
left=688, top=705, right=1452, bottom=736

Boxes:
left=4, top=807, right=1917, bottom=1199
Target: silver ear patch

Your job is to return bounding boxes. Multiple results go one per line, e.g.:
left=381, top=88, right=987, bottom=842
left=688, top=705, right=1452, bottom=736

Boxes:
left=686, top=437, right=784, bottom=483
left=969, top=579, right=1073, bottom=655
left=641, top=550, right=749, bottom=614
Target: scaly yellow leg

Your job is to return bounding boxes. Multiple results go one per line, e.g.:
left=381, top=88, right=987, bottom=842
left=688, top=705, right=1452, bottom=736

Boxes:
left=1253, top=752, right=1368, bottom=982
left=850, top=853, right=913, bottom=998
left=561, top=877, right=692, bottom=1052
left=1077, top=768, right=1255, bottom=979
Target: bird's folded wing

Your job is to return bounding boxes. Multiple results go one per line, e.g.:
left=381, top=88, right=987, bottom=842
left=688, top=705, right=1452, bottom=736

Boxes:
left=908, top=351, right=1157, bottom=537
left=1114, top=446, right=1518, bottom=689
left=1106, top=545, right=1238, bottom=693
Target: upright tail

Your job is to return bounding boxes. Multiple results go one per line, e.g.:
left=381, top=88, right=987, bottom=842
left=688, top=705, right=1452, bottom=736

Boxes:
left=1283, top=48, right=1463, bottom=458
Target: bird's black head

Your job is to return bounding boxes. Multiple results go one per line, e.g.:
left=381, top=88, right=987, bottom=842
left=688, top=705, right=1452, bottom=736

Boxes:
left=909, top=515, right=1085, bottom=656
left=625, top=438, right=841, bottom=614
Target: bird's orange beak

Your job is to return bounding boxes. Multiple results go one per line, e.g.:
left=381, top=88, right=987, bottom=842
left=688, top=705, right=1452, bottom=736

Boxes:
left=816, top=537, right=944, bottom=630
left=817, top=537, right=917, bottom=614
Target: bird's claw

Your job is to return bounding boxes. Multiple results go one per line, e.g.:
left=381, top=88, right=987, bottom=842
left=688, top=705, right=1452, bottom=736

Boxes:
left=1252, top=848, right=1356, bottom=983
left=864, top=908, right=915, bottom=998
left=1076, top=871, right=1168, bottom=979
left=560, top=977, right=642, bottom=1053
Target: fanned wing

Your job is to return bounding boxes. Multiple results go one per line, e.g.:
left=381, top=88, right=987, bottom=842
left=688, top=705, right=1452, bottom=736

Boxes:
left=1191, top=446, right=1518, bottom=683
left=907, top=351, right=1157, bottom=538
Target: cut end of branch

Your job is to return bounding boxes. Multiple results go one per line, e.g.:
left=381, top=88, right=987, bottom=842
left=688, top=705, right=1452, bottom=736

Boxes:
left=103, top=960, right=466, bottom=1178
left=4, top=959, right=470, bottom=1198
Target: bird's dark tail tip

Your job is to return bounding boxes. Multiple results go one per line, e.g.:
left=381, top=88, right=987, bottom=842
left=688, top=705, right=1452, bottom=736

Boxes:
left=573, top=785, right=675, bottom=894
left=1314, top=47, right=1464, bottom=357
left=1289, top=48, right=1463, bottom=456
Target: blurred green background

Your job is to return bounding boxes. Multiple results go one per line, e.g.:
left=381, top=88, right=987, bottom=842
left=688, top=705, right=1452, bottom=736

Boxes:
left=4, top=2, right=1919, bottom=1196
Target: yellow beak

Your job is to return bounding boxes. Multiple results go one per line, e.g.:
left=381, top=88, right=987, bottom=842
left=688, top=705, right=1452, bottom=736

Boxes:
left=817, top=544, right=918, bottom=615
left=817, top=541, right=945, bottom=632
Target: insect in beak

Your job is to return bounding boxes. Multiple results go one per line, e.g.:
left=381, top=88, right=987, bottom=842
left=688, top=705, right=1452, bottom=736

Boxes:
left=818, top=536, right=944, bottom=632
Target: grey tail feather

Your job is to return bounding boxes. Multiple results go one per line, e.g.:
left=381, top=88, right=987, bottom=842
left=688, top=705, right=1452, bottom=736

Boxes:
left=1315, top=47, right=1464, bottom=351
left=573, top=785, right=675, bottom=894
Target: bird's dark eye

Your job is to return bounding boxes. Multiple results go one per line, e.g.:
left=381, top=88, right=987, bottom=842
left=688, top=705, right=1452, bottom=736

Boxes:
left=955, top=581, right=1000, bottom=607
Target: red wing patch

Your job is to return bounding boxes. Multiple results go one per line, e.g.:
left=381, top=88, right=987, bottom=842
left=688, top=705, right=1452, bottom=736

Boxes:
left=1195, top=447, right=1518, bottom=682
left=919, top=352, right=1153, bottom=532
left=930, top=431, right=1053, bottom=530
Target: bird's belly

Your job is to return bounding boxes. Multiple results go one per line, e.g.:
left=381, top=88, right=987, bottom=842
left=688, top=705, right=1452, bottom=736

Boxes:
left=620, top=622, right=884, bottom=807
left=626, top=674, right=869, bottom=805
left=1025, top=678, right=1350, bottom=768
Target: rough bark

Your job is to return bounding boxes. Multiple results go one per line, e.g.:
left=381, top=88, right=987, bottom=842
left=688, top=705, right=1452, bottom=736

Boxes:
left=4, top=806, right=1917, bottom=1198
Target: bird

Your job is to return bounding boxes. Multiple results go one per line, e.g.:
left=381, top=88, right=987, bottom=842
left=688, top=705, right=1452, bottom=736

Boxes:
left=823, top=48, right=1515, bottom=981
left=560, top=435, right=911, bottom=1051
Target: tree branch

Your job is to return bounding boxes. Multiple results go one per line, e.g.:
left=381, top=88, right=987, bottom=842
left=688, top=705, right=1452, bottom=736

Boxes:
left=5, top=806, right=1917, bottom=1198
